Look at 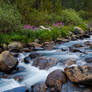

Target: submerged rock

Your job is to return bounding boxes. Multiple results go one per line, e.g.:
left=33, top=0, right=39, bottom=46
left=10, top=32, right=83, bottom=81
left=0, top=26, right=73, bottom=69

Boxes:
left=31, top=82, right=47, bottom=92
left=32, top=56, right=58, bottom=69
left=85, top=57, right=92, bottom=63
left=46, top=69, right=67, bottom=92
left=0, top=51, right=18, bottom=73
left=64, top=64, right=92, bottom=85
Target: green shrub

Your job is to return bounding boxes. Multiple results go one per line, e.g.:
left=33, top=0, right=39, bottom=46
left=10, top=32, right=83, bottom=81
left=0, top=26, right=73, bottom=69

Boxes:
left=0, top=3, right=22, bottom=32
left=37, top=30, right=52, bottom=43
left=51, top=27, right=62, bottom=41
left=79, top=10, right=92, bottom=20
left=61, top=9, right=83, bottom=25
left=60, top=26, right=74, bottom=37
left=77, top=24, right=88, bottom=31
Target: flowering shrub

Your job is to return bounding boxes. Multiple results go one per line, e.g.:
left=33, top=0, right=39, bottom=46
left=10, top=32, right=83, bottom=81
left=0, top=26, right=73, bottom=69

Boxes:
left=53, top=22, right=64, bottom=28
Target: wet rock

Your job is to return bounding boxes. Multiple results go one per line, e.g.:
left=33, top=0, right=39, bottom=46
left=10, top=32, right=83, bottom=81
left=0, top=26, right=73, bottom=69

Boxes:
left=64, top=64, right=92, bottom=85
left=72, top=43, right=83, bottom=48
left=32, top=56, right=58, bottom=69
left=61, top=47, right=68, bottom=51
left=56, top=38, right=69, bottom=44
left=28, top=42, right=42, bottom=48
left=46, top=69, right=67, bottom=92
left=11, top=52, right=19, bottom=57
left=0, top=51, right=18, bottom=73
left=74, top=27, right=84, bottom=35
left=4, top=87, right=29, bottom=92
left=64, top=58, right=76, bottom=66
left=82, top=34, right=90, bottom=38
left=84, top=41, right=91, bottom=46
left=69, top=47, right=82, bottom=53
left=13, top=75, right=24, bottom=82
left=24, top=56, right=31, bottom=64
left=22, top=48, right=32, bottom=52
left=29, top=52, right=40, bottom=59
left=85, top=57, right=92, bottom=63
left=31, top=82, right=47, bottom=92
left=42, top=41, right=55, bottom=50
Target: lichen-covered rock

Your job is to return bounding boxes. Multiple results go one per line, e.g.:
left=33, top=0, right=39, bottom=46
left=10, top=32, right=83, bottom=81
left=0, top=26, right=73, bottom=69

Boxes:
left=64, top=64, right=92, bottom=85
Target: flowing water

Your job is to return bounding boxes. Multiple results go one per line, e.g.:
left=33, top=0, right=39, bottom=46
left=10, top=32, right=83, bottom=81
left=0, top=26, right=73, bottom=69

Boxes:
left=0, top=36, right=92, bottom=92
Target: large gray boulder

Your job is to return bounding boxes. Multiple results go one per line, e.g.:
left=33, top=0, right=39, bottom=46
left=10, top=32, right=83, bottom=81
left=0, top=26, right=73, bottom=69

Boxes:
left=32, top=56, right=58, bottom=69
left=0, top=51, right=18, bottom=73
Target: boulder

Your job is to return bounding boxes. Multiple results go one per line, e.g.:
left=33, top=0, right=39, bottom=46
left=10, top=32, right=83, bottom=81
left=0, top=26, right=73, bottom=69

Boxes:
left=56, top=38, right=69, bottom=44
left=8, top=42, right=23, bottom=49
left=31, top=82, right=47, bottom=92
left=84, top=41, right=91, bottom=46
left=74, top=27, right=84, bottom=35
left=32, top=56, right=58, bottom=69
left=0, top=51, right=18, bottom=73
left=29, top=52, right=40, bottom=59
left=46, top=69, right=67, bottom=92
left=42, top=41, right=55, bottom=50
left=64, top=64, right=92, bottom=85
left=64, top=58, right=76, bottom=66
left=69, top=47, right=82, bottom=53
left=72, top=43, right=83, bottom=48
left=85, top=57, right=92, bottom=63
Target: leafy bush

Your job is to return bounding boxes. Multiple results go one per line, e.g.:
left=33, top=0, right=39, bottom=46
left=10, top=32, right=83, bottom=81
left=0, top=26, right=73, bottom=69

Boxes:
left=0, top=3, right=22, bottom=32
left=37, top=30, right=52, bottom=43
left=78, top=10, right=92, bottom=20
left=61, top=9, right=83, bottom=25
left=77, top=24, right=88, bottom=31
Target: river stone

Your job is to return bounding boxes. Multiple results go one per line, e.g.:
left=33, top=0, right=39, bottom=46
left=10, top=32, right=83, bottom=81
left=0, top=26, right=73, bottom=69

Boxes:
left=42, top=41, right=55, bottom=50
left=64, top=58, right=76, bottom=67
left=32, top=56, right=58, bottom=69
left=29, top=52, right=40, bottom=59
left=8, top=42, right=23, bottom=49
left=84, top=41, right=91, bottom=46
left=72, top=43, right=83, bottom=48
left=85, top=57, right=92, bottom=63
left=64, top=64, right=92, bottom=85
left=46, top=69, right=67, bottom=92
left=0, top=51, right=18, bottom=73
left=31, top=82, right=47, bottom=92
left=74, top=27, right=84, bottom=35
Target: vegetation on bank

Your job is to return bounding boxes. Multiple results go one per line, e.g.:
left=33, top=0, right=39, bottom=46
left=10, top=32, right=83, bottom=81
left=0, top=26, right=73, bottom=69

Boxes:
left=0, top=0, right=92, bottom=47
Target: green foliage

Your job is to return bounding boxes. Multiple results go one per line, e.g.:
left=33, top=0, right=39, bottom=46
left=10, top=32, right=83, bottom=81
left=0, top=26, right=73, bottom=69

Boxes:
left=77, top=24, right=88, bottom=31
left=0, top=3, right=22, bottom=32
left=61, top=9, right=83, bottom=25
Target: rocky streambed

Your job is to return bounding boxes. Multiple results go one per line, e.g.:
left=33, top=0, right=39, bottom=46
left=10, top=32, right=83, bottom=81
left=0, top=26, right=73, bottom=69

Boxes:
left=0, top=35, right=92, bottom=92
